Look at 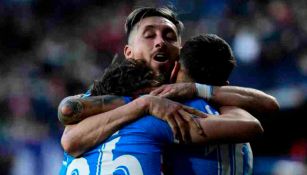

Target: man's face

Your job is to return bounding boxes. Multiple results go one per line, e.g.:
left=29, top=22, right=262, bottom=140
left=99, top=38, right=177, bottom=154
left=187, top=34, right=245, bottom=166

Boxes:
left=124, top=16, right=181, bottom=82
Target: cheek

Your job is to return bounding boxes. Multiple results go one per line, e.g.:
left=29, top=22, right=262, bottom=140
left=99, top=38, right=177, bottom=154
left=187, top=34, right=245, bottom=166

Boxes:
left=132, top=48, right=146, bottom=61
left=132, top=40, right=152, bottom=60
left=168, top=42, right=180, bottom=52
left=170, top=46, right=180, bottom=60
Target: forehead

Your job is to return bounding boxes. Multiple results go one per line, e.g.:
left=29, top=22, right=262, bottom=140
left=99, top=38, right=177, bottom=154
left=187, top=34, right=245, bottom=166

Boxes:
left=136, top=16, right=178, bottom=33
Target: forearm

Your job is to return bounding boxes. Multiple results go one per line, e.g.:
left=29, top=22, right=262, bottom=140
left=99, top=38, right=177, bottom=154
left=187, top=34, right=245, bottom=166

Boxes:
left=61, top=97, right=149, bottom=157
left=150, top=83, right=279, bottom=115
left=58, top=95, right=126, bottom=125
left=209, top=86, right=280, bottom=114
left=188, top=107, right=263, bottom=144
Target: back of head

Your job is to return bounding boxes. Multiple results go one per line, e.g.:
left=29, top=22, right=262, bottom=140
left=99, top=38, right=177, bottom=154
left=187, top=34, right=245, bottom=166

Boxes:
left=125, top=6, right=184, bottom=43
left=180, top=34, right=236, bottom=86
left=90, top=59, right=164, bottom=96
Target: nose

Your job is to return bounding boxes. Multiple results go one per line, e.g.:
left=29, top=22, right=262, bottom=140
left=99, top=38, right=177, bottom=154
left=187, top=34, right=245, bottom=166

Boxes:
left=154, top=36, right=166, bottom=49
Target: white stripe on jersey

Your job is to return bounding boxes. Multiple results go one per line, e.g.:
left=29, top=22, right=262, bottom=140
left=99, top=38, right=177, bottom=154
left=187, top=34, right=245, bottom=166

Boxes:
left=205, top=105, right=214, bottom=115
left=245, top=143, right=253, bottom=175
left=218, top=144, right=231, bottom=175
left=96, top=144, right=105, bottom=175
left=235, top=144, right=244, bottom=175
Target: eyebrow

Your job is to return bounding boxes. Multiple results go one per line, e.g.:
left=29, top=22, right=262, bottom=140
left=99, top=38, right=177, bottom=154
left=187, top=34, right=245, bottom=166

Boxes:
left=141, top=24, right=177, bottom=34
left=141, top=25, right=157, bottom=31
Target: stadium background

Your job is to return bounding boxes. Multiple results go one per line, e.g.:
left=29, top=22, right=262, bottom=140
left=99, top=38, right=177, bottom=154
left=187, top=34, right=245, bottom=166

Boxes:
left=0, top=0, right=306, bottom=174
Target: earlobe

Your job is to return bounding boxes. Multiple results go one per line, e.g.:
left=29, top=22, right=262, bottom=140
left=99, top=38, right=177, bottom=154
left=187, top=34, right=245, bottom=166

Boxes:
left=170, top=61, right=180, bottom=83
left=124, top=45, right=133, bottom=59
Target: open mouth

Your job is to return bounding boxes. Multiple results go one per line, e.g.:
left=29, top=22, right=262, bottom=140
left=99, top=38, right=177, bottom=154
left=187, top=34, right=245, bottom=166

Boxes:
left=153, top=53, right=169, bottom=63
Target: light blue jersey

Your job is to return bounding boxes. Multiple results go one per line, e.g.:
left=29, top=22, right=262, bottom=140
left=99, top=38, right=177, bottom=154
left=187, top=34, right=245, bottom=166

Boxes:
left=60, top=97, right=174, bottom=175
left=59, top=96, right=253, bottom=175
left=165, top=99, right=253, bottom=175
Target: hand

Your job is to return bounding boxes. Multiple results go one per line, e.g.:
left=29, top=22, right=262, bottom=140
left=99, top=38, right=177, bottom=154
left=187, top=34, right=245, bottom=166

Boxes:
left=142, top=95, right=207, bottom=143
left=149, top=83, right=197, bottom=100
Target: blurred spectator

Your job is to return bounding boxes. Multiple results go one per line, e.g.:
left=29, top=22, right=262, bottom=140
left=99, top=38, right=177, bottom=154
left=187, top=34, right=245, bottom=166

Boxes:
left=0, top=0, right=306, bottom=174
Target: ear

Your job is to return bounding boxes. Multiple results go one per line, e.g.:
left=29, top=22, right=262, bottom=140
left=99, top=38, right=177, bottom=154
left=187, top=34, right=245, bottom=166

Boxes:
left=124, top=45, right=133, bottom=59
left=170, top=61, right=181, bottom=83
left=225, top=80, right=230, bottom=85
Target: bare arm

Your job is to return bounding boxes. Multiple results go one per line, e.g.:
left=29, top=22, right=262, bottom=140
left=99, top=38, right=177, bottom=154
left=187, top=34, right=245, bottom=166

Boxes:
left=61, top=96, right=148, bottom=157
left=60, top=94, right=204, bottom=157
left=144, top=95, right=263, bottom=144
left=58, top=95, right=126, bottom=125
left=150, top=83, right=280, bottom=115
left=183, top=106, right=263, bottom=144
left=60, top=94, right=263, bottom=156
left=210, top=86, right=279, bottom=114
left=59, top=94, right=198, bottom=157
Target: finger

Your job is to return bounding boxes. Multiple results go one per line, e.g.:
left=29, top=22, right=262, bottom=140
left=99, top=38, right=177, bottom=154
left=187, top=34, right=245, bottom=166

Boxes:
left=159, top=91, right=173, bottom=98
left=133, top=87, right=157, bottom=96
left=188, top=117, right=206, bottom=137
left=182, top=105, right=208, bottom=118
left=173, top=112, right=190, bottom=143
left=156, top=86, right=172, bottom=97
left=178, top=109, right=205, bottom=136
left=166, top=116, right=182, bottom=143
left=160, top=89, right=177, bottom=99
left=150, top=86, right=165, bottom=96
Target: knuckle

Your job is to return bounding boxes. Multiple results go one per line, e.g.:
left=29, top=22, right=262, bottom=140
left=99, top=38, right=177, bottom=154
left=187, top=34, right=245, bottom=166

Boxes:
left=186, top=117, right=193, bottom=122
left=178, top=122, right=184, bottom=128
left=175, top=104, right=182, bottom=110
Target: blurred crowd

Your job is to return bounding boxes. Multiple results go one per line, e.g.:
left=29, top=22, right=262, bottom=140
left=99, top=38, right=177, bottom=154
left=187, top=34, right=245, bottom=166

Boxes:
left=0, top=0, right=306, bottom=174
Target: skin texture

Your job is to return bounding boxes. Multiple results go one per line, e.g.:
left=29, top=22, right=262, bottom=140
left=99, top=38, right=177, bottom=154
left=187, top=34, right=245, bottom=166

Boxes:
left=124, top=17, right=181, bottom=80
left=150, top=83, right=280, bottom=115
left=61, top=96, right=149, bottom=157
left=60, top=94, right=263, bottom=157
left=59, top=95, right=126, bottom=125
left=58, top=16, right=277, bottom=157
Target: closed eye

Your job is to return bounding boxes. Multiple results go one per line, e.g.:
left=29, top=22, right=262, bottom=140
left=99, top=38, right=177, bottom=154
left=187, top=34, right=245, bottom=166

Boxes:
left=164, top=29, right=177, bottom=42
left=166, top=32, right=177, bottom=41
left=143, top=30, right=155, bottom=39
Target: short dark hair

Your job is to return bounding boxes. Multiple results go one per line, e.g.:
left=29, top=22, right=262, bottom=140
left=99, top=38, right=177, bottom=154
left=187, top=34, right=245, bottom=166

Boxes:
left=90, top=59, right=164, bottom=96
left=125, top=7, right=184, bottom=42
left=180, top=34, right=236, bottom=86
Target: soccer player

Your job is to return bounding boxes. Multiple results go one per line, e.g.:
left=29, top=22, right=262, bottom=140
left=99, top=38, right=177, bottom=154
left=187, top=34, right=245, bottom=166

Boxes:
left=59, top=58, right=262, bottom=175
left=59, top=7, right=279, bottom=174
left=156, top=34, right=260, bottom=174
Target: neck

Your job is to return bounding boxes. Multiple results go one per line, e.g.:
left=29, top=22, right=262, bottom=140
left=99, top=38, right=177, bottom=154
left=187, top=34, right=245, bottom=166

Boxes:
left=175, top=69, right=194, bottom=83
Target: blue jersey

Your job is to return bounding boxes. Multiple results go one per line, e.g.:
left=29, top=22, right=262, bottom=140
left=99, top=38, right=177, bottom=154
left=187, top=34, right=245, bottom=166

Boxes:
left=59, top=97, right=252, bottom=175
left=59, top=96, right=174, bottom=175
left=165, top=99, right=253, bottom=175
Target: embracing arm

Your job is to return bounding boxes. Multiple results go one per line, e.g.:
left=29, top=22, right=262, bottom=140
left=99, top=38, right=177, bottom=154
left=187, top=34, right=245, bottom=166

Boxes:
left=60, top=94, right=263, bottom=156
left=58, top=95, right=126, bottom=125
left=142, top=95, right=263, bottom=144
left=59, top=94, right=199, bottom=157
left=187, top=106, right=264, bottom=144
left=210, top=86, right=279, bottom=114
left=61, top=96, right=148, bottom=157
left=150, top=83, right=279, bottom=115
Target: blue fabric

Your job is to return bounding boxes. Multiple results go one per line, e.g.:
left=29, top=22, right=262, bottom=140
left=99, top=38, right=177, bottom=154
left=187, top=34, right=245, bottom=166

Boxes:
left=59, top=97, right=253, bottom=175
left=166, top=98, right=253, bottom=175
left=60, top=97, right=173, bottom=175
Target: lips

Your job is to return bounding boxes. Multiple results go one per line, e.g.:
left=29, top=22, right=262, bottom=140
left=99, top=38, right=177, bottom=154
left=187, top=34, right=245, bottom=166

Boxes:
left=153, top=52, right=169, bottom=63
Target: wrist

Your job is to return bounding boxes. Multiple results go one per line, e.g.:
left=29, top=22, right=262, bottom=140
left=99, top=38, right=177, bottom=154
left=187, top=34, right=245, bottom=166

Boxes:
left=134, top=95, right=151, bottom=116
left=195, top=83, right=213, bottom=100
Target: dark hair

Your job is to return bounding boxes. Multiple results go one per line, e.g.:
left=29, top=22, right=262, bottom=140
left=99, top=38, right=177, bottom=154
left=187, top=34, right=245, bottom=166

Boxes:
left=125, top=7, right=184, bottom=42
left=90, top=59, right=164, bottom=96
left=180, top=34, right=236, bottom=86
